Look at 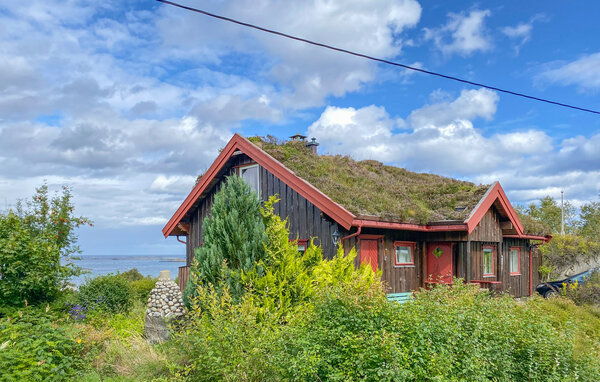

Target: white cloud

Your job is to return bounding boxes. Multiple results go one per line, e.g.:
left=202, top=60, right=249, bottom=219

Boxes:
left=501, top=14, right=547, bottom=55
left=538, top=52, right=600, bottom=91
left=158, top=0, right=422, bottom=107
left=408, top=88, right=498, bottom=127
left=307, top=88, right=600, bottom=205
left=424, top=9, right=491, bottom=56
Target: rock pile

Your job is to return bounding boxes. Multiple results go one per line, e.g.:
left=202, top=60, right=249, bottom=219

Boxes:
left=145, top=270, right=185, bottom=344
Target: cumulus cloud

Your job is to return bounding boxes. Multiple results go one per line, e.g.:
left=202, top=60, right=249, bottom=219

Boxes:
left=537, top=52, right=600, bottom=91
left=158, top=0, right=422, bottom=107
left=424, top=9, right=492, bottom=56
left=308, top=88, right=600, bottom=206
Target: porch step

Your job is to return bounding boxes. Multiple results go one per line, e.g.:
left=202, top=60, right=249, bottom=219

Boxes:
left=387, top=292, right=413, bottom=304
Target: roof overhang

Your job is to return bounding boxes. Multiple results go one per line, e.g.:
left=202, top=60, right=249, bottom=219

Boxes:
left=465, top=182, right=524, bottom=235
left=162, top=134, right=356, bottom=237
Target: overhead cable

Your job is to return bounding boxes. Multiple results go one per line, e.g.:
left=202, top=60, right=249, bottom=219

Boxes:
left=157, top=0, right=600, bottom=116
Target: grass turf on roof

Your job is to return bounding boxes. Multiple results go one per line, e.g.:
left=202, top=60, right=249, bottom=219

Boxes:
left=248, top=136, right=489, bottom=224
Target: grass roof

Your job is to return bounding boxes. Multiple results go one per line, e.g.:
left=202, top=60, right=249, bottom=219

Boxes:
left=248, top=136, right=490, bottom=224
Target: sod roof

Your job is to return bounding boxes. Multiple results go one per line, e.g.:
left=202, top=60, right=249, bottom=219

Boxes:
left=248, top=137, right=490, bottom=224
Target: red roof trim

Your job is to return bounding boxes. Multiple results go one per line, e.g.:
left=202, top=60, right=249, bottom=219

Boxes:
left=352, top=219, right=467, bottom=232
left=504, top=234, right=552, bottom=242
left=162, top=134, right=355, bottom=237
left=465, top=182, right=524, bottom=235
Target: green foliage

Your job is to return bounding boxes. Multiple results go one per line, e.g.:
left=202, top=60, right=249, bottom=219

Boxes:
left=117, top=268, right=145, bottom=282
left=522, top=196, right=577, bottom=235
left=561, top=270, right=600, bottom=306
left=249, top=137, right=489, bottom=223
left=78, top=274, right=136, bottom=313
left=172, top=288, right=282, bottom=381
left=0, top=307, right=86, bottom=380
left=539, top=234, right=600, bottom=280
left=580, top=201, right=600, bottom=240
left=175, top=282, right=600, bottom=381
left=184, top=175, right=267, bottom=304
left=116, top=269, right=157, bottom=302
left=0, top=184, right=89, bottom=307
left=130, top=277, right=157, bottom=302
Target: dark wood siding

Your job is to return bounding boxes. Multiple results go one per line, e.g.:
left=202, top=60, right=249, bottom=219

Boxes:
left=184, top=154, right=344, bottom=266
left=501, top=238, right=533, bottom=297
left=468, top=208, right=502, bottom=242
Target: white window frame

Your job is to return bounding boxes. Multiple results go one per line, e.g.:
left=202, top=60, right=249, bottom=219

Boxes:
left=238, top=163, right=261, bottom=197
left=509, top=247, right=521, bottom=276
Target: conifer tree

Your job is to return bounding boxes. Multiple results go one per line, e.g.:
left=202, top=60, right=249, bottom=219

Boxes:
left=184, top=175, right=267, bottom=304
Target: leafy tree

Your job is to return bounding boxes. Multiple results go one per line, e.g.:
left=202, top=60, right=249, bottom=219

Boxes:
left=522, top=196, right=576, bottom=234
left=184, top=175, right=268, bottom=304
left=580, top=201, right=600, bottom=240
left=538, top=234, right=600, bottom=280
left=0, top=184, right=90, bottom=306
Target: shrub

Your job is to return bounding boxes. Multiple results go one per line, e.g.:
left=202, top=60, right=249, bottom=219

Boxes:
left=117, top=268, right=145, bottom=282
left=0, top=184, right=89, bottom=307
left=184, top=175, right=268, bottom=305
left=78, top=274, right=136, bottom=313
left=539, top=235, right=600, bottom=280
left=115, top=268, right=157, bottom=302
left=561, top=270, right=600, bottom=306
left=0, top=307, right=86, bottom=380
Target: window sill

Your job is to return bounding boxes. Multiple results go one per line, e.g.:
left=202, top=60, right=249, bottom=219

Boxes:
left=394, top=264, right=415, bottom=268
left=483, top=274, right=495, bottom=278
left=510, top=273, right=521, bottom=276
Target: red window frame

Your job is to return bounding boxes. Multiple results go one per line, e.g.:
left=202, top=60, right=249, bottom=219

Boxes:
left=393, top=241, right=415, bottom=267
left=290, top=239, right=308, bottom=253
left=509, top=246, right=521, bottom=275
left=482, top=244, right=496, bottom=277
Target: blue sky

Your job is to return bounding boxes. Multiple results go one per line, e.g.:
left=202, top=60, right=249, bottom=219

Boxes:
left=0, top=1, right=599, bottom=256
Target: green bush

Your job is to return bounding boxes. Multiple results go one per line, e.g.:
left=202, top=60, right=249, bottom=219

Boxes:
left=117, top=268, right=145, bottom=282
left=561, top=270, right=600, bottom=306
left=0, top=184, right=89, bottom=307
left=0, top=308, right=86, bottom=380
left=184, top=175, right=268, bottom=305
left=78, top=274, right=135, bottom=313
left=130, top=277, right=157, bottom=302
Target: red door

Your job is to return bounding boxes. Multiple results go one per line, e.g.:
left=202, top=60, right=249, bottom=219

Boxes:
left=427, top=243, right=453, bottom=284
left=360, top=239, right=378, bottom=272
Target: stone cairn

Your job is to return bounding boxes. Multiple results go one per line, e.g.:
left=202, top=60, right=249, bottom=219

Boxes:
left=145, top=270, right=186, bottom=344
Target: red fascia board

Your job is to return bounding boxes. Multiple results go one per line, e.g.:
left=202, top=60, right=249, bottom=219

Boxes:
left=162, top=134, right=356, bottom=237
left=234, top=135, right=355, bottom=230
left=504, top=234, right=552, bottom=242
left=465, top=182, right=524, bottom=235
left=352, top=219, right=467, bottom=232
left=162, top=137, right=240, bottom=237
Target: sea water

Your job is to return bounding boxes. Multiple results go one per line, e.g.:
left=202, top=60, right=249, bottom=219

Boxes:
left=68, top=254, right=185, bottom=286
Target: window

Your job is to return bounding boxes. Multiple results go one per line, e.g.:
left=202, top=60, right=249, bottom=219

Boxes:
left=509, top=247, right=521, bottom=275
left=239, top=164, right=260, bottom=196
left=394, top=241, right=415, bottom=266
left=296, top=239, right=308, bottom=255
left=483, top=245, right=495, bottom=277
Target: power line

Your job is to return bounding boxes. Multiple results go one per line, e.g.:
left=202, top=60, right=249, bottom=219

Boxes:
left=157, top=0, right=600, bottom=116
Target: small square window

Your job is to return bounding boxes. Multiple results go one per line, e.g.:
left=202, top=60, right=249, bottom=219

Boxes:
left=239, top=164, right=260, bottom=196
left=291, top=239, right=308, bottom=255
left=483, top=246, right=495, bottom=276
left=394, top=241, right=415, bottom=266
left=509, top=247, right=520, bottom=275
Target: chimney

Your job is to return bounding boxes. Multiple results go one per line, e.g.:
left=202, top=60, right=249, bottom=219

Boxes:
left=305, top=137, right=319, bottom=154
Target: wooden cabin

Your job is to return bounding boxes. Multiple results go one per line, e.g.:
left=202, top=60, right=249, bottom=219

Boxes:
left=163, top=134, right=551, bottom=297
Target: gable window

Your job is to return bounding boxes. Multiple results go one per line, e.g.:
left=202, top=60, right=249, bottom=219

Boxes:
left=394, top=241, right=415, bottom=267
left=483, top=245, right=495, bottom=277
left=238, top=164, right=260, bottom=196
left=509, top=247, right=521, bottom=275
